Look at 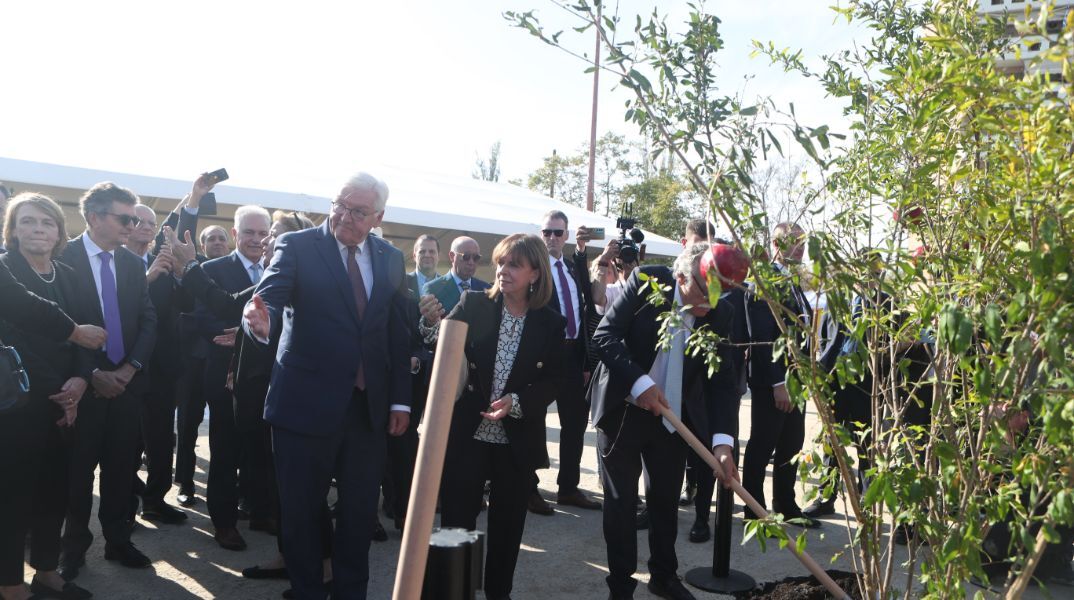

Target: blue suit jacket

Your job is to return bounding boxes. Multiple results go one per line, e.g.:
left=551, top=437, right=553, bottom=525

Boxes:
left=253, top=222, right=412, bottom=437
left=422, top=273, right=490, bottom=314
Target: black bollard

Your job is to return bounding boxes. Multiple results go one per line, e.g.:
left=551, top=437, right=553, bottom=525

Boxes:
left=421, top=528, right=484, bottom=600
left=685, top=440, right=755, bottom=593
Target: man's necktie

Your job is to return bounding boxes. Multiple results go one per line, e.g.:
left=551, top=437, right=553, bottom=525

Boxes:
left=554, top=260, right=578, bottom=338
left=460, top=280, right=470, bottom=292
left=249, top=263, right=263, bottom=285
left=347, top=246, right=368, bottom=389
left=98, top=252, right=126, bottom=365
left=663, top=324, right=686, bottom=432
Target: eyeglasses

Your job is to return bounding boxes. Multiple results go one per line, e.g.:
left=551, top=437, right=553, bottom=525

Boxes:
left=331, top=201, right=377, bottom=222
left=99, top=212, right=141, bottom=227
left=458, top=253, right=482, bottom=262
left=541, top=229, right=566, bottom=238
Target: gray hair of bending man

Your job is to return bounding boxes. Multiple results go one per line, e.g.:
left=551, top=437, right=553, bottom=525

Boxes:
left=342, top=172, right=390, bottom=212
left=672, top=242, right=710, bottom=281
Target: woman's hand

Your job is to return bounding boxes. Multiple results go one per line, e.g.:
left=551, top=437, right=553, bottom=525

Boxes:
left=50, top=377, right=87, bottom=426
left=214, top=327, right=239, bottom=347
left=419, top=294, right=445, bottom=326
left=69, top=324, right=107, bottom=350
left=481, top=395, right=514, bottom=421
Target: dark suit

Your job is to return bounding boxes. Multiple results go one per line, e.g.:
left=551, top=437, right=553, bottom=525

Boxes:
left=0, top=253, right=93, bottom=585
left=174, top=253, right=213, bottom=493
left=439, top=291, right=565, bottom=597
left=589, top=266, right=735, bottom=596
left=60, top=234, right=157, bottom=553
left=544, top=250, right=594, bottom=495
left=421, top=272, right=489, bottom=314
left=251, top=223, right=411, bottom=600
left=138, top=209, right=198, bottom=506
left=742, top=264, right=812, bottom=517
left=196, top=251, right=260, bottom=529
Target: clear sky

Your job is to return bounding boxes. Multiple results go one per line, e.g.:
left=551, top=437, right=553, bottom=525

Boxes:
left=1, top=1, right=865, bottom=196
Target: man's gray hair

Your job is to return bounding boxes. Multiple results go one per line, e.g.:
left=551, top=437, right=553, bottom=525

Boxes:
left=233, top=205, right=271, bottom=230
left=672, top=242, right=710, bottom=281
left=342, top=172, right=390, bottom=212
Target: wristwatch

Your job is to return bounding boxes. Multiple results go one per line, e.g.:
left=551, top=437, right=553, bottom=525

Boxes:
left=129, top=359, right=144, bottom=372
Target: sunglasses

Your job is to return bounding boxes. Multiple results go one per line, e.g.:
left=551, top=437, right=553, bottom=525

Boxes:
left=541, top=229, right=566, bottom=238
left=100, top=212, right=142, bottom=227
left=458, top=253, right=482, bottom=262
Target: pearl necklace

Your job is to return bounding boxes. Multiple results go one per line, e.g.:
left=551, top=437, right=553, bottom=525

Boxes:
left=34, top=261, right=57, bottom=284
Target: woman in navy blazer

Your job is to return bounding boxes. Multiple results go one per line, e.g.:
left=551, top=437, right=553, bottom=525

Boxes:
left=419, top=234, right=565, bottom=600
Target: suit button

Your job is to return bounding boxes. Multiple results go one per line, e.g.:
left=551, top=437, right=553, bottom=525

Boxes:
left=466, top=384, right=474, bottom=391
left=469, top=362, right=476, bottom=369
left=536, top=362, right=544, bottom=369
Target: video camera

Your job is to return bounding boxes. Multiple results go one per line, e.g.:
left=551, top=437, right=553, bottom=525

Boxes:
left=615, top=212, right=646, bottom=265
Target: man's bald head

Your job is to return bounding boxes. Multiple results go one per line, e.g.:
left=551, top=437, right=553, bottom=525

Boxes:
left=449, top=236, right=481, bottom=280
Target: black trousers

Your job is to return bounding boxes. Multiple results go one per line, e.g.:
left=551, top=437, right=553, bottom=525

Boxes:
left=273, top=390, right=384, bottom=600
left=384, top=424, right=419, bottom=523
left=174, top=354, right=206, bottom=488
left=140, top=371, right=179, bottom=503
left=554, top=341, right=588, bottom=494
left=0, top=401, right=68, bottom=585
left=441, top=437, right=530, bottom=598
left=64, top=389, right=142, bottom=555
left=205, top=358, right=240, bottom=530
left=598, top=406, right=687, bottom=596
left=742, top=385, right=806, bottom=516
left=817, top=377, right=873, bottom=501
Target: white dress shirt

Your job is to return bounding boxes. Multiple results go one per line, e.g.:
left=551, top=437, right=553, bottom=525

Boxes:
left=236, top=251, right=264, bottom=285
left=548, top=253, right=582, bottom=339
left=82, top=233, right=118, bottom=318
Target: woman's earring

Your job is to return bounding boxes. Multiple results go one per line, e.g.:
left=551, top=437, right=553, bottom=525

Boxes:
left=528, top=281, right=535, bottom=294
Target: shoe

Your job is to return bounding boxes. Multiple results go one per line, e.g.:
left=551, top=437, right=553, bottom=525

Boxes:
left=801, top=497, right=836, bottom=519
left=249, top=517, right=279, bottom=536
left=527, top=491, right=554, bottom=516
left=557, top=489, right=601, bottom=510
left=636, top=507, right=650, bottom=531
left=104, top=542, right=152, bottom=569
left=893, top=524, right=915, bottom=546
left=372, top=520, right=388, bottom=542
left=30, top=578, right=94, bottom=599
left=214, top=527, right=248, bottom=551
left=647, top=576, right=696, bottom=600
left=242, top=565, right=289, bottom=580
left=176, top=485, right=197, bottom=507
left=393, top=515, right=404, bottom=531
left=141, top=501, right=187, bottom=524
left=57, top=553, right=85, bottom=581
left=688, top=518, right=711, bottom=543
left=679, top=483, right=696, bottom=506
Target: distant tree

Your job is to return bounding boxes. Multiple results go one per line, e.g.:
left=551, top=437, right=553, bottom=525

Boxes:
left=473, top=141, right=502, bottom=182
left=526, top=149, right=587, bottom=206
left=620, top=171, right=690, bottom=240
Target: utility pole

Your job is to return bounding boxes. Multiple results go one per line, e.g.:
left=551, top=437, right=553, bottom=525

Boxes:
left=549, top=149, right=558, bottom=198
left=585, top=2, right=601, bottom=213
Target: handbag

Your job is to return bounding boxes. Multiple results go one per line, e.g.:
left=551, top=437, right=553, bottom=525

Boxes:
left=0, top=335, right=31, bottom=413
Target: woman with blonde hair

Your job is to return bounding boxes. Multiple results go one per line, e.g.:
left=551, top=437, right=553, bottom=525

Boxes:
left=1, top=193, right=94, bottom=600
left=419, top=233, right=565, bottom=600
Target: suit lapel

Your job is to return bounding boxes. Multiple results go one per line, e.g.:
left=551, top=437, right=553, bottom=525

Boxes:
left=312, top=223, right=361, bottom=325
left=366, top=237, right=384, bottom=310
left=71, top=236, right=105, bottom=324
left=473, top=296, right=502, bottom=400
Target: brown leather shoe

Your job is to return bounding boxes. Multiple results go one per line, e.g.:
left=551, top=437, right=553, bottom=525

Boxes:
left=527, top=491, right=554, bottom=516
left=557, top=489, right=602, bottom=510
left=214, top=527, right=247, bottom=551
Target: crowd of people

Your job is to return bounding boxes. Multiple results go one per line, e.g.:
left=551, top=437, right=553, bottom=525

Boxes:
left=7, top=169, right=1064, bottom=600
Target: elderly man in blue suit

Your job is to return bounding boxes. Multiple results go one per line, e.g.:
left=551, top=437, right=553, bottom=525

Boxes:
left=243, top=172, right=411, bottom=600
left=421, top=235, right=489, bottom=314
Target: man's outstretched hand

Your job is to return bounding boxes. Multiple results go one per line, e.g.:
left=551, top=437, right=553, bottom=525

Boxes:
left=244, top=294, right=270, bottom=340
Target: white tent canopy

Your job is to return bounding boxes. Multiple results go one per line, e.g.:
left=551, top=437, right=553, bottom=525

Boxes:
left=0, top=156, right=683, bottom=258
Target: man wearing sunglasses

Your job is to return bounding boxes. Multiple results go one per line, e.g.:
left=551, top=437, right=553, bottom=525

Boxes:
left=59, top=182, right=159, bottom=576
left=420, top=236, right=489, bottom=315
left=534, top=210, right=602, bottom=514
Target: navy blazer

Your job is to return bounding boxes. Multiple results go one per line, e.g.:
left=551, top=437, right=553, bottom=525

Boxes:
left=422, top=272, right=490, bottom=315
left=253, top=222, right=412, bottom=437
left=589, top=266, right=737, bottom=444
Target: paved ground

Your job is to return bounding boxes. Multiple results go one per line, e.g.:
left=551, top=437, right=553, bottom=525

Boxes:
left=25, top=397, right=1057, bottom=599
